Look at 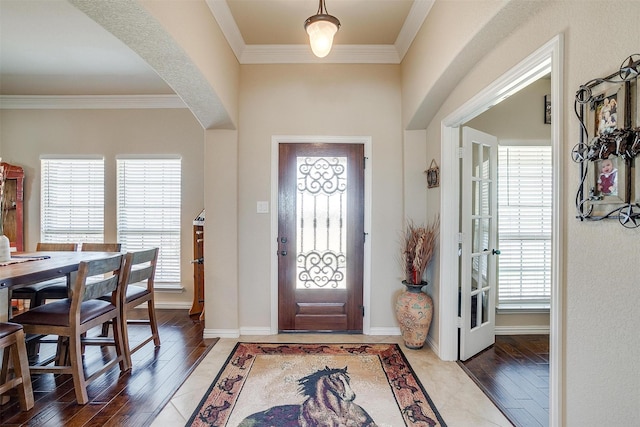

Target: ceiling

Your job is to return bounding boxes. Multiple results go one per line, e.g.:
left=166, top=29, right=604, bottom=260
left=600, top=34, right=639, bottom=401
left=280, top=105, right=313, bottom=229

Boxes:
left=0, top=0, right=432, bottom=96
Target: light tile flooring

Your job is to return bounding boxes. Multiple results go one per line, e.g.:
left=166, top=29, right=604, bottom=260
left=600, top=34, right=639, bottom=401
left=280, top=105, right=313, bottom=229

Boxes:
left=151, top=335, right=511, bottom=427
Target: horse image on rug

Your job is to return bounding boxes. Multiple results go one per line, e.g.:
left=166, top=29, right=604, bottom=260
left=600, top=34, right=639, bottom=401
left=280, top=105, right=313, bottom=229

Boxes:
left=238, top=366, right=377, bottom=427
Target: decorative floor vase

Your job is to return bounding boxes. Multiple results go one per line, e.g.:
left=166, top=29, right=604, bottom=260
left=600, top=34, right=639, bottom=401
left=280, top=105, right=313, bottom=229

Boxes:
left=395, top=281, right=433, bottom=349
left=0, top=235, right=11, bottom=262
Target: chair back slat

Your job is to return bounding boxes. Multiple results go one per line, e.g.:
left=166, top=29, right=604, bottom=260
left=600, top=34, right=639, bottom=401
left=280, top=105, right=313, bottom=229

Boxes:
left=36, top=242, right=78, bottom=251
left=70, top=255, right=124, bottom=304
left=120, top=248, right=158, bottom=293
left=81, top=243, right=121, bottom=252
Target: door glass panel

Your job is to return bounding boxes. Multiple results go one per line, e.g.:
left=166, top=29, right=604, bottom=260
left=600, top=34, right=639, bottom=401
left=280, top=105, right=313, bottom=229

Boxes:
left=481, top=218, right=490, bottom=252
left=472, top=144, right=481, bottom=178
left=480, top=254, right=488, bottom=289
left=472, top=180, right=479, bottom=216
left=471, top=256, right=479, bottom=291
left=296, top=156, right=347, bottom=289
left=472, top=218, right=480, bottom=253
left=481, top=289, right=489, bottom=324
left=481, top=181, right=491, bottom=216
left=470, top=293, right=478, bottom=329
left=483, top=144, right=491, bottom=180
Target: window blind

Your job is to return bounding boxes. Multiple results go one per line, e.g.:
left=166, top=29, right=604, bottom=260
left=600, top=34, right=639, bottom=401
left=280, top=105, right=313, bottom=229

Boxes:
left=41, top=158, right=104, bottom=243
left=117, top=158, right=181, bottom=283
left=497, top=146, right=552, bottom=307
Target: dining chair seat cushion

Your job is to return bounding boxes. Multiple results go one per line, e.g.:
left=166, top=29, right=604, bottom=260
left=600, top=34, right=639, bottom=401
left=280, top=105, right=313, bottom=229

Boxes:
left=13, top=299, right=117, bottom=327
left=100, top=284, right=149, bottom=303
left=0, top=322, right=23, bottom=339
left=12, top=278, right=67, bottom=293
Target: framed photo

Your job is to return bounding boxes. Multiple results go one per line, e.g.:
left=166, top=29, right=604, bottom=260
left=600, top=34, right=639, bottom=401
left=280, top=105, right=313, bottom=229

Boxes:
left=588, top=156, right=627, bottom=216
left=544, top=94, right=551, bottom=124
left=587, top=81, right=626, bottom=139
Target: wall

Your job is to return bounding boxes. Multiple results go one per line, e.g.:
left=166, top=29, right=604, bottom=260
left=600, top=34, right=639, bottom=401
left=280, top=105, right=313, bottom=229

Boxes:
left=0, top=108, right=204, bottom=309
left=403, top=1, right=640, bottom=424
left=237, top=64, right=404, bottom=331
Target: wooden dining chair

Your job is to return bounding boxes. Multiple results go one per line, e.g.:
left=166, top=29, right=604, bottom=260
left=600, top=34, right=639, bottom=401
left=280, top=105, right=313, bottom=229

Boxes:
left=11, top=243, right=78, bottom=309
left=80, top=243, right=121, bottom=252
left=101, top=248, right=160, bottom=368
left=11, top=254, right=128, bottom=405
left=0, top=322, right=34, bottom=411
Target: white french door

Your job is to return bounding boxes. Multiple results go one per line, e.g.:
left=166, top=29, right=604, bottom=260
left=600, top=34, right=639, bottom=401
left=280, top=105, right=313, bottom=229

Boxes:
left=460, top=127, right=499, bottom=361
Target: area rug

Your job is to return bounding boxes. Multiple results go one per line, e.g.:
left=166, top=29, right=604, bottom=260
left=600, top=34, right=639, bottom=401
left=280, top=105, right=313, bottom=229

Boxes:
left=187, top=342, right=447, bottom=426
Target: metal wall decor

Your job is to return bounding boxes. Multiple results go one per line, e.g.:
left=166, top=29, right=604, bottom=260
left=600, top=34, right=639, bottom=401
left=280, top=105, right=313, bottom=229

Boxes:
left=425, top=159, right=440, bottom=188
left=572, top=54, right=640, bottom=228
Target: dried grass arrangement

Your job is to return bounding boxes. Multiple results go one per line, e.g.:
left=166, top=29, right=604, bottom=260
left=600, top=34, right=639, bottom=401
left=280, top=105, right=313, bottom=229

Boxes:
left=402, top=216, right=440, bottom=285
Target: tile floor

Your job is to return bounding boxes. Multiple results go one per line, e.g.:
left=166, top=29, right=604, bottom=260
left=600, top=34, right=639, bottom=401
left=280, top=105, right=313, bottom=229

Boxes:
left=151, top=335, right=512, bottom=427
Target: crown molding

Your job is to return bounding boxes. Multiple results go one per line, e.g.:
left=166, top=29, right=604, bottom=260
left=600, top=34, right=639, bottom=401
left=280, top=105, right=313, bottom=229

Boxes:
left=241, top=44, right=400, bottom=64
left=206, top=0, right=429, bottom=64
left=0, top=94, right=187, bottom=110
left=395, top=0, right=435, bottom=60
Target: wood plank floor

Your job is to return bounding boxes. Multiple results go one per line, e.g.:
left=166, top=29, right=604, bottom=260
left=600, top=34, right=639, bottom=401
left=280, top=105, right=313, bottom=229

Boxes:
left=459, top=334, right=549, bottom=427
left=0, top=309, right=216, bottom=427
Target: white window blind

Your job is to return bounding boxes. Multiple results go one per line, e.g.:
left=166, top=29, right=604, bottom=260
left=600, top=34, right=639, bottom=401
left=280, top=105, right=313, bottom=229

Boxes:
left=117, top=158, right=181, bottom=283
left=497, top=145, right=552, bottom=307
left=41, top=158, right=104, bottom=243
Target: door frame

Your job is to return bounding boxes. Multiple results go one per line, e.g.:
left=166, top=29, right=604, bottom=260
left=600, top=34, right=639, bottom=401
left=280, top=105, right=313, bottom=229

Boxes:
left=270, top=135, right=372, bottom=334
left=439, top=34, right=563, bottom=426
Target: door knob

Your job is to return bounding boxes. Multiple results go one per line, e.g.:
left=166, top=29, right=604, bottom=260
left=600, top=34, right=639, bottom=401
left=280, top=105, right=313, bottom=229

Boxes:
left=492, top=249, right=501, bottom=255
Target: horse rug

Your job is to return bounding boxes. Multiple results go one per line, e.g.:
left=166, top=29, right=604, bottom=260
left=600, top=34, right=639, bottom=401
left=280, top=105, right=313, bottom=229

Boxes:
left=187, top=342, right=446, bottom=426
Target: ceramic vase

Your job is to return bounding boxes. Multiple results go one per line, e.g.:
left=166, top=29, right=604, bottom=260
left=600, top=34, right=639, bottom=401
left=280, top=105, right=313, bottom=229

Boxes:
left=0, top=235, right=11, bottom=262
left=395, top=281, right=433, bottom=349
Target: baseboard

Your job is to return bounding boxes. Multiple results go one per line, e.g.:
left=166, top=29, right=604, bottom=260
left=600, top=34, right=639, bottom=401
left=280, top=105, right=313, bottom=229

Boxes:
left=367, top=327, right=401, bottom=336
left=153, top=301, right=191, bottom=310
left=204, top=328, right=240, bottom=339
left=239, top=327, right=273, bottom=335
left=425, top=334, right=440, bottom=355
left=495, top=325, right=550, bottom=335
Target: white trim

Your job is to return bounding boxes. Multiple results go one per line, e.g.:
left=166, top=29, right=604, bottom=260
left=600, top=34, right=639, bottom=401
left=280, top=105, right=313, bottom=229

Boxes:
left=395, top=0, right=435, bottom=60
left=495, top=326, right=550, bottom=335
left=153, top=284, right=185, bottom=293
left=0, top=95, right=186, bottom=110
left=241, top=45, right=400, bottom=64
left=203, top=328, right=240, bottom=339
left=440, top=34, right=563, bottom=427
left=153, top=301, right=191, bottom=310
left=206, top=1, right=431, bottom=64
left=270, top=135, right=372, bottom=335
left=239, top=327, right=272, bottom=336
left=368, top=327, right=401, bottom=336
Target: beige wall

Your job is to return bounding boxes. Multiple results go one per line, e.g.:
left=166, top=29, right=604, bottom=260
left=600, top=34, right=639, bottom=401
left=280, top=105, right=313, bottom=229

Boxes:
left=403, top=0, right=640, bottom=424
left=0, top=108, right=204, bottom=309
left=238, top=64, right=404, bottom=330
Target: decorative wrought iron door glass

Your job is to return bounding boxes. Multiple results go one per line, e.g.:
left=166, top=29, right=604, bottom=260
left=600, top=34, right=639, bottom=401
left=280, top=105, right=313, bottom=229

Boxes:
left=296, top=156, right=347, bottom=289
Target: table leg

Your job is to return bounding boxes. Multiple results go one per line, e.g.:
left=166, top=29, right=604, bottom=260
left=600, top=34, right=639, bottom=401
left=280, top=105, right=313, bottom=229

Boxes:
left=0, top=288, right=8, bottom=322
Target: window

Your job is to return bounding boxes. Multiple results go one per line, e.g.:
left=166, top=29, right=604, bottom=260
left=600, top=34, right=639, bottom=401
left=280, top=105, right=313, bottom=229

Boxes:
left=41, top=158, right=104, bottom=243
left=497, top=145, right=552, bottom=308
left=117, top=158, right=181, bottom=284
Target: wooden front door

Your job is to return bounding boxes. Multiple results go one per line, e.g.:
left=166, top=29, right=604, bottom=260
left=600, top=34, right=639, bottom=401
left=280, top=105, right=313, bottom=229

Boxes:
left=278, top=143, right=364, bottom=332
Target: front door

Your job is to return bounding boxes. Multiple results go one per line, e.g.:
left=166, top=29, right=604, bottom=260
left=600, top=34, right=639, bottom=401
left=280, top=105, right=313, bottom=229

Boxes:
left=460, top=127, right=498, bottom=360
left=278, top=143, right=364, bottom=332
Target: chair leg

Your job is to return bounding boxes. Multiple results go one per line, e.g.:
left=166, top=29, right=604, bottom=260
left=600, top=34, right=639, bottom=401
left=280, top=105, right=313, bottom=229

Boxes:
left=113, top=312, right=130, bottom=372
left=68, top=335, right=89, bottom=405
left=10, top=329, right=35, bottom=411
left=147, top=300, right=161, bottom=347
left=120, top=308, right=133, bottom=370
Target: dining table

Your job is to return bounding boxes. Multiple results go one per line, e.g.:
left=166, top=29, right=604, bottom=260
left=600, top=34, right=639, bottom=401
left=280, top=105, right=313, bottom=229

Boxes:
left=0, top=251, right=122, bottom=322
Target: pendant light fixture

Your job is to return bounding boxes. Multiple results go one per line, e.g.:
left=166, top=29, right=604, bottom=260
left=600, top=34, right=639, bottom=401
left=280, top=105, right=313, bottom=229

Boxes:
left=304, top=0, right=340, bottom=58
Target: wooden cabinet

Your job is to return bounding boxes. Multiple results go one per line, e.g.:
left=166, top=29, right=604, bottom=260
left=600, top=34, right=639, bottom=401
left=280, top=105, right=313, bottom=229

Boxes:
left=1, top=162, right=24, bottom=252
left=190, top=210, right=205, bottom=317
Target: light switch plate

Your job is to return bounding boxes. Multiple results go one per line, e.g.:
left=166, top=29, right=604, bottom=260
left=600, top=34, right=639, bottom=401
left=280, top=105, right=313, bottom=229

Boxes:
left=256, top=201, right=269, bottom=214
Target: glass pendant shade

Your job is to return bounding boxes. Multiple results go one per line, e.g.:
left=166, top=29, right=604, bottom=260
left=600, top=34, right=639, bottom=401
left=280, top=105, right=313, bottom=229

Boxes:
left=305, top=17, right=339, bottom=58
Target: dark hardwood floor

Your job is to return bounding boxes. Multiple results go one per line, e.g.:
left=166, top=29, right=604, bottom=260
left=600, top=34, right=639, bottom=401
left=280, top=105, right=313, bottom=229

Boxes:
left=459, top=334, right=549, bottom=427
left=0, top=309, right=217, bottom=427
